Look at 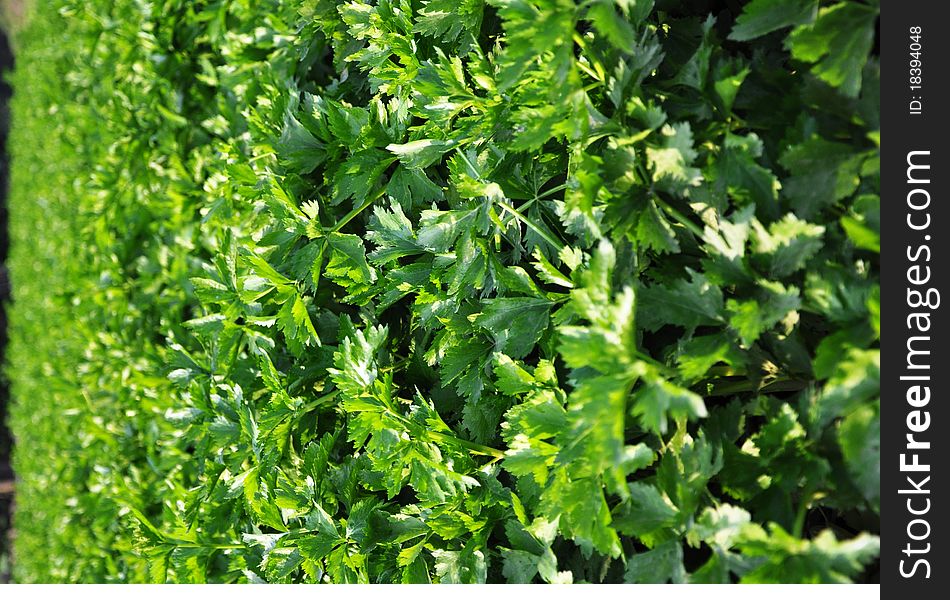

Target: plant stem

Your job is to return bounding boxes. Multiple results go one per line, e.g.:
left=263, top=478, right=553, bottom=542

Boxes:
left=299, top=390, right=340, bottom=413
left=534, top=183, right=568, bottom=201
left=331, top=187, right=387, bottom=233
left=634, top=350, right=675, bottom=376
left=705, top=377, right=809, bottom=397
left=384, top=405, right=505, bottom=459
left=427, top=430, right=505, bottom=459
left=497, top=201, right=565, bottom=252
left=171, top=542, right=245, bottom=551
left=454, top=149, right=568, bottom=252
left=652, top=194, right=705, bottom=239
left=793, top=487, right=815, bottom=538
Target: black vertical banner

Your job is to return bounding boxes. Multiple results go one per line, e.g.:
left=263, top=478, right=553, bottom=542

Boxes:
left=882, top=1, right=949, bottom=593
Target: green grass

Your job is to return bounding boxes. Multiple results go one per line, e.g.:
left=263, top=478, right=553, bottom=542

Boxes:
left=6, top=0, right=880, bottom=584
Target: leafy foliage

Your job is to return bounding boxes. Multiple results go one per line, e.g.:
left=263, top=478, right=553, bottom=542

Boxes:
left=7, top=0, right=879, bottom=584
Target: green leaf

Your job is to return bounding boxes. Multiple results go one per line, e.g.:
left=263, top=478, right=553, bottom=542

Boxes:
left=277, top=112, right=326, bottom=174
left=631, top=378, right=707, bottom=435
left=501, top=548, right=540, bottom=583
left=587, top=1, right=636, bottom=53
left=332, top=150, right=394, bottom=205
left=840, top=215, right=880, bottom=253
left=324, top=232, right=377, bottom=300
left=367, top=202, right=422, bottom=264
left=676, top=334, right=737, bottom=383
left=788, top=2, right=878, bottom=97
left=475, top=297, right=553, bottom=359
left=726, top=281, right=800, bottom=346
left=646, top=122, right=702, bottom=193
left=638, top=270, right=724, bottom=333
left=432, top=547, right=488, bottom=584
left=688, top=504, right=751, bottom=549
left=415, top=0, right=484, bottom=42
left=614, top=482, right=678, bottom=537
left=780, top=136, right=864, bottom=218
left=729, top=0, right=817, bottom=41
left=543, top=473, right=622, bottom=558
left=329, top=324, right=388, bottom=398
left=814, top=348, right=879, bottom=431
left=751, top=214, right=825, bottom=278
left=624, top=541, right=686, bottom=583
left=387, top=139, right=456, bottom=170
left=493, top=353, right=537, bottom=395
left=635, top=199, right=681, bottom=254
left=738, top=525, right=880, bottom=583
left=838, top=403, right=880, bottom=511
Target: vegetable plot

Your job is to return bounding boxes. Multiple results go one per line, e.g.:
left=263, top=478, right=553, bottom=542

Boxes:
left=7, top=0, right=880, bottom=583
